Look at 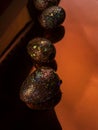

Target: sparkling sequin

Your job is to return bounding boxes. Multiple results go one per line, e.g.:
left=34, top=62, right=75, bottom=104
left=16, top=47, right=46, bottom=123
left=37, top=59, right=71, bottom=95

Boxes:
left=39, top=6, right=66, bottom=29
left=33, top=0, right=60, bottom=11
left=20, top=67, right=62, bottom=105
left=27, top=37, right=56, bottom=64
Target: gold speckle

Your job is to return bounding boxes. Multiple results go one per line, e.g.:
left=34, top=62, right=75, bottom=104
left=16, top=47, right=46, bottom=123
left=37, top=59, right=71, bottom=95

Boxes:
left=38, top=46, right=41, bottom=51
left=50, top=13, right=53, bottom=16
left=41, top=41, right=45, bottom=44
left=24, top=85, right=34, bottom=96
left=33, top=54, right=36, bottom=57
left=33, top=45, right=37, bottom=49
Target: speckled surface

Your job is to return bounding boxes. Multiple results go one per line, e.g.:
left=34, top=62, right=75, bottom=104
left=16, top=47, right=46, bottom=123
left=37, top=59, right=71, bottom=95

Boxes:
left=33, top=0, right=60, bottom=11
left=20, top=67, right=62, bottom=109
left=39, top=6, right=66, bottom=29
left=27, top=37, right=56, bottom=64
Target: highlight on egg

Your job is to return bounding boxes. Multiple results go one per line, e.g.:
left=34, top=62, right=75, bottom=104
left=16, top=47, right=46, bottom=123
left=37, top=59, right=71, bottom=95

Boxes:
left=39, top=6, right=66, bottom=29
left=27, top=37, right=56, bottom=64
left=20, top=67, right=62, bottom=110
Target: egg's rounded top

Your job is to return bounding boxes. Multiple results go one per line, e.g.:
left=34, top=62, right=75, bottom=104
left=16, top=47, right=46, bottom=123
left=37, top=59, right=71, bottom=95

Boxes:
left=27, top=37, right=56, bottom=64
left=33, top=0, right=60, bottom=11
left=20, top=66, right=62, bottom=104
left=39, top=6, right=66, bottom=29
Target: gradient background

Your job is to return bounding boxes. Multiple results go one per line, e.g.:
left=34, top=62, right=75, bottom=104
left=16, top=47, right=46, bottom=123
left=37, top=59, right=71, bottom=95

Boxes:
left=55, top=0, right=98, bottom=130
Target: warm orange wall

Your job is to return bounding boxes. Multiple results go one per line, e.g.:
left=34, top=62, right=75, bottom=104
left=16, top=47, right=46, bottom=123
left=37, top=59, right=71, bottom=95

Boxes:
left=55, top=0, right=98, bottom=130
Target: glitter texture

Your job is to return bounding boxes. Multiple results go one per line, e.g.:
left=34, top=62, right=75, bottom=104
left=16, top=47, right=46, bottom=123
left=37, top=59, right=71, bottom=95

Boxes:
left=20, top=67, right=62, bottom=109
left=27, top=37, right=56, bottom=64
left=33, top=0, right=60, bottom=11
left=39, top=6, right=66, bottom=29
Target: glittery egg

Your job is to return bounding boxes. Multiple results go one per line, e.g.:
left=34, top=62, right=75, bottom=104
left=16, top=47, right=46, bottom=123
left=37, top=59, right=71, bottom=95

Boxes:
left=33, top=0, right=60, bottom=11
left=20, top=67, right=62, bottom=110
left=39, top=6, right=66, bottom=29
left=27, top=37, right=56, bottom=64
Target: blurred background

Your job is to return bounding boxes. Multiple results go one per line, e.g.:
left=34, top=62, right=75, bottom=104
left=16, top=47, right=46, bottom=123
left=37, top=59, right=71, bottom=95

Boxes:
left=0, top=0, right=98, bottom=130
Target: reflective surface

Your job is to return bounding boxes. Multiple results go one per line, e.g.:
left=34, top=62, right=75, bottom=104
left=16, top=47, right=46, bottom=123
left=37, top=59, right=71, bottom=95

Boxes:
left=55, top=0, right=98, bottom=130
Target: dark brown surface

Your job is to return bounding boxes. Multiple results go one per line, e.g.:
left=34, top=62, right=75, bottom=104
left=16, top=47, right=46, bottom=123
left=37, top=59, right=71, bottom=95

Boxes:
left=0, top=0, right=31, bottom=58
left=0, top=0, right=13, bottom=15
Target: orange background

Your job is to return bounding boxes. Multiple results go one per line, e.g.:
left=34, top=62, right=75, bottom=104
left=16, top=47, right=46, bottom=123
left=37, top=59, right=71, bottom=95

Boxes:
left=55, top=0, right=98, bottom=129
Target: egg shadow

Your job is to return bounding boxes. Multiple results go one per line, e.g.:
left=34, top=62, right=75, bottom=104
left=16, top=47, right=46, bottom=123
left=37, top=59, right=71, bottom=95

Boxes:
left=43, top=25, right=65, bottom=44
left=34, top=59, right=58, bottom=71
left=0, top=28, right=62, bottom=130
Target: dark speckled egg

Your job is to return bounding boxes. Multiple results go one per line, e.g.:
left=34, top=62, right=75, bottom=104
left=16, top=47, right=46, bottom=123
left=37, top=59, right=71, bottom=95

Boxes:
left=27, top=37, right=56, bottom=64
left=20, top=67, right=62, bottom=110
left=33, top=0, right=60, bottom=11
left=39, top=6, right=66, bottom=29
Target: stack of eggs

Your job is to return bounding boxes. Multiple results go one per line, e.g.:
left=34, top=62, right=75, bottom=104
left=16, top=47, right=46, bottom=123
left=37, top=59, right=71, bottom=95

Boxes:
left=20, top=0, right=66, bottom=110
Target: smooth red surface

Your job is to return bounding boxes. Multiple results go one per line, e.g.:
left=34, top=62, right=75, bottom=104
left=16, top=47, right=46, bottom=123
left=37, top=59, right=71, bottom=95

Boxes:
left=55, top=0, right=98, bottom=130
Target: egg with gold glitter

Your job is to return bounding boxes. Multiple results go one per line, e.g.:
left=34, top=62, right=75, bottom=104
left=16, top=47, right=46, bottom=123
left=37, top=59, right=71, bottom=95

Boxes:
left=33, top=0, right=60, bottom=11
left=39, top=6, right=66, bottom=29
left=20, top=67, right=62, bottom=110
left=27, top=37, right=56, bottom=64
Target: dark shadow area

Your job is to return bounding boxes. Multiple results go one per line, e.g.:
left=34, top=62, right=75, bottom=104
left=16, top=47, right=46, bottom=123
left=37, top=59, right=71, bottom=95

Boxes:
left=35, top=60, right=58, bottom=71
left=43, top=26, right=65, bottom=44
left=0, top=0, right=13, bottom=15
left=0, top=24, right=62, bottom=130
left=0, top=40, right=62, bottom=130
left=27, top=0, right=41, bottom=21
